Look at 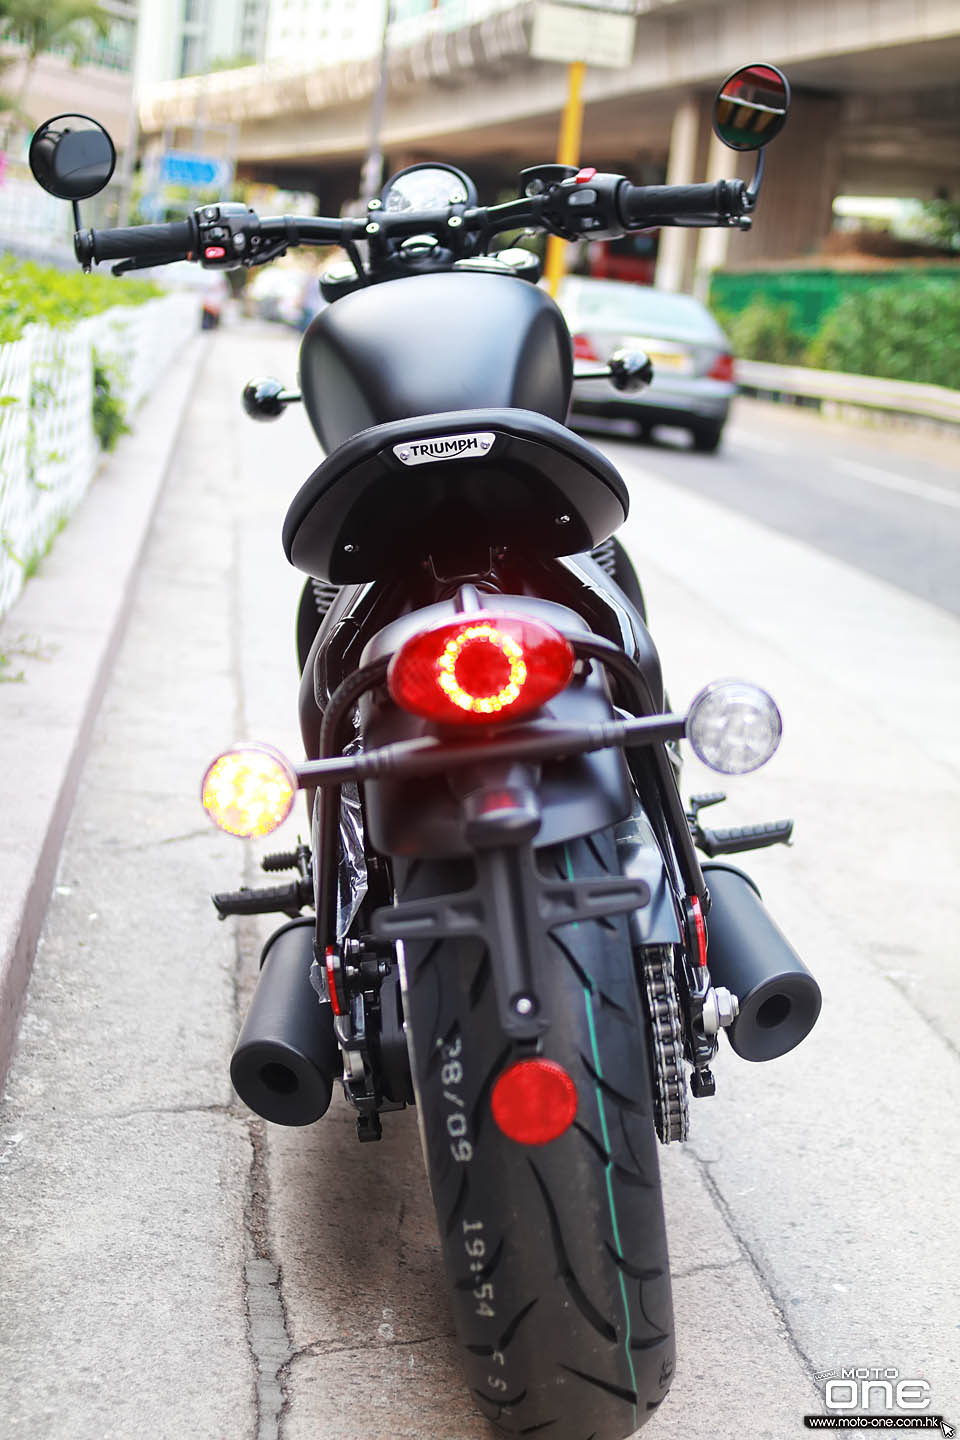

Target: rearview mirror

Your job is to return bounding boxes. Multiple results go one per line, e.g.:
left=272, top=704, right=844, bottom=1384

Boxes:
left=713, top=64, right=790, bottom=152
left=29, top=114, right=116, bottom=200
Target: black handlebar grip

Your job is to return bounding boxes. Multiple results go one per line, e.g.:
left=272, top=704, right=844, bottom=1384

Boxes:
left=618, top=180, right=744, bottom=228
left=77, top=219, right=197, bottom=265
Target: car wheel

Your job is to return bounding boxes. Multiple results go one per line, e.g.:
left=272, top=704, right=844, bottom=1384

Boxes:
left=691, top=421, right=723, bottom=454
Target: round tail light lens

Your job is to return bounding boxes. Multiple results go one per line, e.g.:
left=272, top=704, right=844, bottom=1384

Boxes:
left=388, top=615, right=575, bottom=725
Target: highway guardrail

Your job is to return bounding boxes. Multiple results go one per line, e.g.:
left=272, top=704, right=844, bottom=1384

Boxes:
left=736, top=358, right=960, bottom=429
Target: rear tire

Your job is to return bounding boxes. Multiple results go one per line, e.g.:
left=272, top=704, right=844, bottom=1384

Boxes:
left=691, top=421, right=723, bottom=454
left=399, top=829, right=675, bottom=1439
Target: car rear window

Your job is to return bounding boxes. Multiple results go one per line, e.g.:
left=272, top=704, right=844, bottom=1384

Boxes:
left=566, top=283, right=721, bottom=337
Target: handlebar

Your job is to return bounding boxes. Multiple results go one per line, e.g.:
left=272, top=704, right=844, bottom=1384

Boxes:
left=617, top=179, right=747, bottom=228
left=76, top=218, right=197, bottom=266
left=72, top=171, right=752, bottom=275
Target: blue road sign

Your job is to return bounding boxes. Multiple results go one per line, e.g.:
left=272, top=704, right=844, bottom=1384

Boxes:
left=159, top=151, right=228, bottom=188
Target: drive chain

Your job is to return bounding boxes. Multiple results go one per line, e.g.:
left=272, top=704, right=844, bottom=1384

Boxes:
left=640, top=945, right=689, bottom=1144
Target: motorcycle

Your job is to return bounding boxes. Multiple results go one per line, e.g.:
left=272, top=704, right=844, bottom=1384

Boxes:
left=31, top=63, right=821, bottom=1439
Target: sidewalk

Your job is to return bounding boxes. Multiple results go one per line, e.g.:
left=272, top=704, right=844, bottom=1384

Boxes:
left=1, top=325, right=957, bottom=1439
left=0, top=334, right=205, bottom=1084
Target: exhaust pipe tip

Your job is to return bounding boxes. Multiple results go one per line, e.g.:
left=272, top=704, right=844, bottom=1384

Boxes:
left=727, top=971, right=822, bottom=1062
left=702, top=863, right=821, bottom=1063
left=230, top=1038, right=334, bottom=1127
left=230, top=918, right=340, bottom=1125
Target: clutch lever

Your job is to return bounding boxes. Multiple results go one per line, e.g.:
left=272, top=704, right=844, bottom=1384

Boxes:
left=111, top=252, right=183, bottom=276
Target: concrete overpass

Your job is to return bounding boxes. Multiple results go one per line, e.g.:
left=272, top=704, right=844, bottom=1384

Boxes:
left=138, top=0, right=960, bottom=291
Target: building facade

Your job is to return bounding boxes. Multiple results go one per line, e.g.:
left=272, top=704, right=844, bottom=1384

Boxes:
left=262, top=0, right=519, bottom=67
left=134, top=0, right=269, bottom=91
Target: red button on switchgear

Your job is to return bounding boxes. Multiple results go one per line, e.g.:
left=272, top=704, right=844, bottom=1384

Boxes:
left=204, top=245, right=226, bottom=260
left=575, top=167, right=597, bottom=183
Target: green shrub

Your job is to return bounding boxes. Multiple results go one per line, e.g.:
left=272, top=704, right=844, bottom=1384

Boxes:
left=91, top=350, right=129, bottom=451
left=807, top=280, right=960, bottom=388
left=723, top=298, right=808, bottom=365
left=0, top=256, right=161, bottom=344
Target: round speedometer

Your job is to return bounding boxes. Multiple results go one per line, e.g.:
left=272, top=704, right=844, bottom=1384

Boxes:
left=381, top=163, right=476, bottom=214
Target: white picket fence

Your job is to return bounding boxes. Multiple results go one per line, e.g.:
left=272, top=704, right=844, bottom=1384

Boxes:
left=0, top=292, right=200, bottom=619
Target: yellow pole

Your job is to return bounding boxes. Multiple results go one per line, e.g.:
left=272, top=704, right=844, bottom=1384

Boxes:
left=544, top=59, right=586, bottom=298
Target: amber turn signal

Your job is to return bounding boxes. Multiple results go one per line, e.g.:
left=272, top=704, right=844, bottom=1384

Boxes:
left=201, top=743, right=297, bottom=838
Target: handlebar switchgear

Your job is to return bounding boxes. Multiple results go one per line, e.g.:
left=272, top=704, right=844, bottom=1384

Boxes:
left=539, top=172, right=632, bottom=242
left=193, top=202, right=263, bottom=267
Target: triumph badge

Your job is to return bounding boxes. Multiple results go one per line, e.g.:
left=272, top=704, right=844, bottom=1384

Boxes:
left=393, top=431, right=497, bottom=466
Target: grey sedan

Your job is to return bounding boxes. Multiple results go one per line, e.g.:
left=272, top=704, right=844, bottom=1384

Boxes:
left=557, top=277, right=736, bottom=453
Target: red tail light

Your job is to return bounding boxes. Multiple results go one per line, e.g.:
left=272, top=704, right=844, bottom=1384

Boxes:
left=572, top=333, right=600, bottom=361
left=491, top=1059, right=578, bottom=1145
left=709, top=352, right=735, bottom=382
left=387, top=615, right=575, bottom=726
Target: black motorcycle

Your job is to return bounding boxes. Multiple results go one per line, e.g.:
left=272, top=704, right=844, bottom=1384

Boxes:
left=31, top=63, right=820, bottom=1439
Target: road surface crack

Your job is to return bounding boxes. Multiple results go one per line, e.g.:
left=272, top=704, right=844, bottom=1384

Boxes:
left=671, top=1257, right=745, bottom=1279
left=689, top=1152, right=823, bottom=1403
left=243, top=1114, right=294, bottom=1440
left=285, top=1331, right=454, bottom=1365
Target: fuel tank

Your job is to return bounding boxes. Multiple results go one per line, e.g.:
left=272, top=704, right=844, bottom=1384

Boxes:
left=298, top=270, right=573, bottom=452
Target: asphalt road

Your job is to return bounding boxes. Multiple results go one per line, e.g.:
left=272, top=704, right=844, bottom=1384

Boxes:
left=574, top=396, right=960, bottom=616
left=1, top=324, right=958, bottom=1440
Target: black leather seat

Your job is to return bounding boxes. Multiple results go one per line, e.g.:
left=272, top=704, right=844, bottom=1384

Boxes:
left=282, top=408, right=629, bottom=584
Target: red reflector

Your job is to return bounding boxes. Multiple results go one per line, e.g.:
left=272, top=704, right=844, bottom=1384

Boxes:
left=690, top=895, right=708, bottom=967
left=573, top=333, right=600, bottom=362
left=387, top=615, right=574, bottom=726
left=325, top=947, right=344, bottom=1015
left=709, top=352, right=735, bottom=382
left=491, top=1059, right=578, bottom=1145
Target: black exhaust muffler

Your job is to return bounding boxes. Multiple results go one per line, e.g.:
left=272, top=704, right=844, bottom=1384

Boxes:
left=230, top=918, right=340, bottom=1125
left=702, top=863, right=821, bottom=1062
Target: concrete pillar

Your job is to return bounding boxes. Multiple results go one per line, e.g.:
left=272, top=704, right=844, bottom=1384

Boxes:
left=728, top=93, right=843, bottom=269
left=693, top=92, right=844, bottom=297
left=692, top=128, right=742, bottom=301
left=655, top=95, right=712, bottom=293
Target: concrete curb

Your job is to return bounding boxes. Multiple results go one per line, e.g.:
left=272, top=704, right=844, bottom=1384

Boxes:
left=0, top=334, right=207, bottom=1089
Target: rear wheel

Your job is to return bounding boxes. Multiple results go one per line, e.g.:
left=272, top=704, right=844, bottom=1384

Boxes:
left=398, top=829, right=675, bottom=1440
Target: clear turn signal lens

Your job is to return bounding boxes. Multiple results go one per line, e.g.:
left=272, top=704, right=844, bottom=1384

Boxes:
left=686, top=680, right=782, bottom=775
left=201, top=743, right=297, bottom=838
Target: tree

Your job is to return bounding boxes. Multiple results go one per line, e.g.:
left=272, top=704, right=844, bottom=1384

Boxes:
left=0, top=0, right=18, bottom=118
left=919, top=197, right=960, bottom=252
left=0, top=0, right=111, bottom=146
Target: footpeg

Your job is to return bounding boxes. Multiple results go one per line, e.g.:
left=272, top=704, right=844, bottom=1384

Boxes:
left=695, top=820, right=793, bottom=857
left=212, top=879, right=311, bottom=919
left=689, top=791, right=727, bottom=814
left=688, top=794, right=793, bottom=856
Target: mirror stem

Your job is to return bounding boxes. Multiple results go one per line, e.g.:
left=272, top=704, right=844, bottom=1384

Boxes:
left=745, top=149, right=765, bottom=209
left=71, top=200, right=82, bottom=231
